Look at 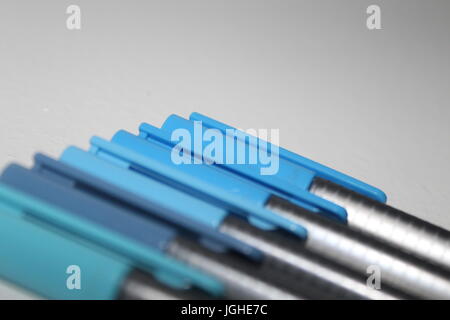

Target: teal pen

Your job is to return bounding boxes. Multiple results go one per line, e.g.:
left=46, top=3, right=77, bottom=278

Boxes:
left=0, top=184, right=220, bottom=299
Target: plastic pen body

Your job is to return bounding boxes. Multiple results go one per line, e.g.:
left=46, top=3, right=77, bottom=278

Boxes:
left=1, top=164, right=301, bottom=300
left=0, top=186, right=211, bottom=300
left=0, top=177, right=224, bottom=298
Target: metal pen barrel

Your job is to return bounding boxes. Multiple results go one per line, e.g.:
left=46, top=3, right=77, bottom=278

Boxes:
left=220, top=215, right=407, bottom=300
left=310, top=177, right=450, bottom=271
left=119, top=269, right=213, bottom=300
left=266, top=195, right=450, bottom=299
left=167, top=237, right=303, bottom=300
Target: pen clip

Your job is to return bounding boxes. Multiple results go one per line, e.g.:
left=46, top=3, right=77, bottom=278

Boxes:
left=89, top=137, right=307, bottom=239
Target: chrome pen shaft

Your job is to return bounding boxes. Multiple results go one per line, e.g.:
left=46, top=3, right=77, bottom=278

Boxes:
left=266, top=195, right=450, bottom=299
left=119, top=269, right=212, bottom=300
left=310, top=177, right=450, bottom=271
left=220, top=215, right=407, bottom=300
left=167, top=237, right=303, bottom=300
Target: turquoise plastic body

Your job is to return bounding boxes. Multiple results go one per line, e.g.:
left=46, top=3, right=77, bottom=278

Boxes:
left=0, top=184, right=223, bottom=297
left=0, top=185, right=128, bottom=299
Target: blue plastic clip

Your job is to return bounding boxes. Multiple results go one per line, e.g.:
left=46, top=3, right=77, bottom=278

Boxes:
left=189, top=113, right=386, bottom=202
left=137, top=113, right=387, bottom=221
left=60, top=139, right=307, bottom=237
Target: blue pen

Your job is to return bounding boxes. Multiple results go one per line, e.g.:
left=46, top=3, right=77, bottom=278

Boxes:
left=0, top=184, right=216, bottom=300
left=59, top=139, right=407, bottom=299
left=133, top=113, right=450, bottom=299
left=161, top=113, right=450, bottom=272
left=1, top=159, right=302, bottom=300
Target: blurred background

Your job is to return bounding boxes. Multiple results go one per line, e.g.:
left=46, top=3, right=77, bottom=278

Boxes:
left=0, top=0, right=449, bottom=298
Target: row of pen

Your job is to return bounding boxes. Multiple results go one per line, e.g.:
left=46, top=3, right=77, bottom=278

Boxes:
left=0, top=112, right=449, bottom=300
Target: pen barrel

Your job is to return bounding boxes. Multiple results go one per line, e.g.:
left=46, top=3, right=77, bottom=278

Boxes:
left=0, top=210, right=127, bottom=300
left=266, top=195, right=450, bottom=299
left=220, top=215, right=407, bottom=300
left=310, top=177, right=450, bottom=271
left=0, top=208, right=211, bottom=300
left=119, top=269, right=212, bottom=300
left=166, top=237, right=303, bottom=300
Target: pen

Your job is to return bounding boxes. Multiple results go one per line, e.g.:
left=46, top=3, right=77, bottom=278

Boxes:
left=1, top=161, right=302, bottom=300
left=179, top=112, right=450, bottom=271
left=0, top=185, right=215, bottom=300
left=39, top=154, right=406, bottom=300
left=60, top=140, right=406, bottom=299
left=108, top=129, right=450, bottom=299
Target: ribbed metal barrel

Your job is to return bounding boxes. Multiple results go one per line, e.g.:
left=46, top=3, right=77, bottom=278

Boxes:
left=220, top=215, right=407, bottom=300
left=310, top=177, right=450, bottom=271
left=266, top=195, right=450, bottom=299
left=119, top=269, right=212, bottom=300
left=167, top=237, right=303, bottom=300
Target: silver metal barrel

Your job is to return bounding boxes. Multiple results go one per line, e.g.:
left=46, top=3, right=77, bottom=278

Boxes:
left=266, top=195, right=450, bottom=299
left=119, top=269, right=213, bottom=300
left=220, top=215, right=407, bottom=300
left=167, top=237, right=303, bottom=300
left=310, top=177, right=450, bottom=271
